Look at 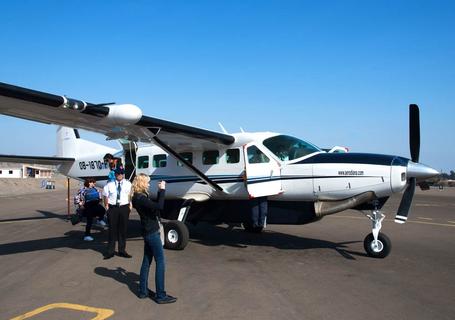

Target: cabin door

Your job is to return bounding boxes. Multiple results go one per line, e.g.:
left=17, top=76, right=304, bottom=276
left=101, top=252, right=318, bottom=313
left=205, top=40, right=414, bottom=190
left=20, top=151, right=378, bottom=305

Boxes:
left=119, top=140, right=138, bottom=181
left=243, top=142, right=282, bottom=198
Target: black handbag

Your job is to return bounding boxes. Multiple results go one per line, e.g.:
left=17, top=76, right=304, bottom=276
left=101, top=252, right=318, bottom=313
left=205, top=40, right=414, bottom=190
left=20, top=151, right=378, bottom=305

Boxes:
left=70, top=213, right=81, bottom=225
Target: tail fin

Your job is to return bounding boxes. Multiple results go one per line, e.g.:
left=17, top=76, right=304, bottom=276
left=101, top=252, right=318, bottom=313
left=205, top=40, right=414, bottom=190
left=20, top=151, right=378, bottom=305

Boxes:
left=56, top=126, right=116, bottom=158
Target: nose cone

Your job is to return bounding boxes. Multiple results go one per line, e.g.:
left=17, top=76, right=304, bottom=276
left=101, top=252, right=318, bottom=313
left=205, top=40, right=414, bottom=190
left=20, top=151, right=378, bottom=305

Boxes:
left=407, top=161, right=440, bottom=180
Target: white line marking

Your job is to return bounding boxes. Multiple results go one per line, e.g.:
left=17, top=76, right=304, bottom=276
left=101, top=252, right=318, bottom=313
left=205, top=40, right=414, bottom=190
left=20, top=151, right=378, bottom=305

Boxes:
left=417, top=217, right=433, bottom=221
left=327, top=215, right=455, bottom=228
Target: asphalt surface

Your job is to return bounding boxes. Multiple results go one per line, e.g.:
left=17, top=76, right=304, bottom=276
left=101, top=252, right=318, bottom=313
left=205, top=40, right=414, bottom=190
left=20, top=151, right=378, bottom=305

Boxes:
left=0, top=188, right=454, bottom=320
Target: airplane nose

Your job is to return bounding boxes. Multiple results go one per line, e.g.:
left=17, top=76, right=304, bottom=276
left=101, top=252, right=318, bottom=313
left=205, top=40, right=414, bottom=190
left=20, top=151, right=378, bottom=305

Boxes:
left=407, top=161, right=439, bottom=180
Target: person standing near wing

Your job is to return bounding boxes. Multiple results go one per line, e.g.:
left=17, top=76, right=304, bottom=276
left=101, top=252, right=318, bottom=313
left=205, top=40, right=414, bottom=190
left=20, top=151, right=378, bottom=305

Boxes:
left=82, top=178, right=106, bottom=241
left=131, top=174, right=177, bottom=304
left=103, top=168, right=132, bottom=259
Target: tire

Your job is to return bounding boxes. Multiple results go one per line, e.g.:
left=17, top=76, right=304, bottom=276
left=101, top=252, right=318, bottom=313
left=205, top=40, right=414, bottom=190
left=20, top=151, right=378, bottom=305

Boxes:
left=363, top=232, right=391, bottom=258
left=242, top=222, right=263, bottom=233
left=163, top=220, right=189, bottom=250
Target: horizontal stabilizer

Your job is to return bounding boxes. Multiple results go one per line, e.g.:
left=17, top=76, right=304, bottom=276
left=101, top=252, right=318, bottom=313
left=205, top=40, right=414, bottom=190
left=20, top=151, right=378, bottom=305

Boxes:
left=0, top=154, right=75, bottom=166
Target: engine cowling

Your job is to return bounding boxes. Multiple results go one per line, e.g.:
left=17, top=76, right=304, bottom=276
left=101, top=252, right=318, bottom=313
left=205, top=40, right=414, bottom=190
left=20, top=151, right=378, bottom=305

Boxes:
left=106, top=104, right=142, bottom=126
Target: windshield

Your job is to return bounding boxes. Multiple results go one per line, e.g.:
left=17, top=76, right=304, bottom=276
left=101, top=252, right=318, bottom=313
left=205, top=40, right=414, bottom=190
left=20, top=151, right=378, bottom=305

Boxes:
left=263, top=135, right=321, bottom=161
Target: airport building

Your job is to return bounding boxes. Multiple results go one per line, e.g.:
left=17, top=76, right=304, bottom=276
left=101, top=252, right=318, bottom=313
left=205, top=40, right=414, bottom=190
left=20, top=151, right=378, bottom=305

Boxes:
left=0, top=162, right=54, bottom=179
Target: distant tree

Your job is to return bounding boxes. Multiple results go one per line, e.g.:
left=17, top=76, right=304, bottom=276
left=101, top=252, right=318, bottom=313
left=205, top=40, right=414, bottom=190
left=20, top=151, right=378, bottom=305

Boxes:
left=440, top=172, right=449, bottom=179
left=450, top=170, right=455, bottom=180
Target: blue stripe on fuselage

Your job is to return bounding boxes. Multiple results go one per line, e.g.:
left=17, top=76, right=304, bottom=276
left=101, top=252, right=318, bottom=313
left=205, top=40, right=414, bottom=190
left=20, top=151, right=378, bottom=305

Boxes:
left=292, top=153, right=409, bottom=166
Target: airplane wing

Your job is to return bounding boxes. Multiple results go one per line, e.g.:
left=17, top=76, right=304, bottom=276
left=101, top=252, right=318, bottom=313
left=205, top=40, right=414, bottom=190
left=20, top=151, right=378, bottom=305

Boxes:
left=0, top=82, right=236, bottom=191
left=0, top=82, right=235, bottom=151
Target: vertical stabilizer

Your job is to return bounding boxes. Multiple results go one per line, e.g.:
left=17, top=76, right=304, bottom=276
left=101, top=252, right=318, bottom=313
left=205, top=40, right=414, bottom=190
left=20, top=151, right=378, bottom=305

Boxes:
left=57, top=126, right=116, bottom=158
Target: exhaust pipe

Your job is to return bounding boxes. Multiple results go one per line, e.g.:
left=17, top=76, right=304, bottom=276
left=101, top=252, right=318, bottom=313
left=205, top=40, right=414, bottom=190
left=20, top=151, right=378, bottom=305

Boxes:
left=314, top=191, right=376, bottom=218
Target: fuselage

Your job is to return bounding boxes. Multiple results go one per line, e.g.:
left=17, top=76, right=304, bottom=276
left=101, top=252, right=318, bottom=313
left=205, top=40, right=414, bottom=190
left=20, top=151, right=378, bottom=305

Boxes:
left=65, top=132, right=412, bottom=204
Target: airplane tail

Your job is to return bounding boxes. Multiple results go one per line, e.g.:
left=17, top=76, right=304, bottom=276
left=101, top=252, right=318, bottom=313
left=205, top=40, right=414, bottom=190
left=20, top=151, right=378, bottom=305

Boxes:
left=56, top=126, right=116, bottom=158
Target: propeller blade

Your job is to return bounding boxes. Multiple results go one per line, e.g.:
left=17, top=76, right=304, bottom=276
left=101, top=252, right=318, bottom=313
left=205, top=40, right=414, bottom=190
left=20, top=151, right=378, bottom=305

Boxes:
left=409, top=104, right=420, bottom=162
left=395, top=177, right=416, bottom=224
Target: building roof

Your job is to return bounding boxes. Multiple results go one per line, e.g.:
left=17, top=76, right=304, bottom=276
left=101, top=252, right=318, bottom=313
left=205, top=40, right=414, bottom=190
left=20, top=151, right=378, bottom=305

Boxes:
left=0, top=162, right=56, bottom=171
left=0, top=162, right=22, bottom=170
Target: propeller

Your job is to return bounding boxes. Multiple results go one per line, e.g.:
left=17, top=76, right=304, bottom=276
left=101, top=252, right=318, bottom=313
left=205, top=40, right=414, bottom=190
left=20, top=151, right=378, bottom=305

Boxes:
left=409, top=104, right=420, bottom=162
left=395, top=104, right=420, bottom=224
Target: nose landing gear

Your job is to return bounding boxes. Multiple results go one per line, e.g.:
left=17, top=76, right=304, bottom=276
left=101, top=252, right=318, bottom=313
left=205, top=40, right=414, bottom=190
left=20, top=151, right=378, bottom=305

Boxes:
left=362, top=206, right=391, bottom=258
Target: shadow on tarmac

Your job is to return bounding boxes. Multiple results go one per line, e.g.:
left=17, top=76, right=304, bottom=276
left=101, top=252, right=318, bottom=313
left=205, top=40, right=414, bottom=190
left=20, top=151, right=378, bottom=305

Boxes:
left=189, top=223, right=366, bottom=260
left=0, top=210, right=143, bottom=257
left=94, top=267, right=141, bottom=296
left=0, top=210, right=365, bottom=260
left=0, top=230, right=107, bottom=256
left=0, top=210, right=69, bottom=223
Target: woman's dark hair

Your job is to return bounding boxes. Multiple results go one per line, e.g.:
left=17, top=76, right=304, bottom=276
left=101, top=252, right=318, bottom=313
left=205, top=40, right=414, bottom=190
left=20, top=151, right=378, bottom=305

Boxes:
left=103, top=153, right=114, bottom=161
left=84, top=178, right=96, bottom=187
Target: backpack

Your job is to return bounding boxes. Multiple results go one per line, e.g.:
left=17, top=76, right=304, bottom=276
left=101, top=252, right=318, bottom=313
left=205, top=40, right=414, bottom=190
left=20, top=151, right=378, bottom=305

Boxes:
left=84, top=187, right=100, bottom=203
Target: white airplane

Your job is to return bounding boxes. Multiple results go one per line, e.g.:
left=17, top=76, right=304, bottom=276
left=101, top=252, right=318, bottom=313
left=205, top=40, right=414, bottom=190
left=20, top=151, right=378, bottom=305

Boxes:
left=0, top=82, right=439, bottom=258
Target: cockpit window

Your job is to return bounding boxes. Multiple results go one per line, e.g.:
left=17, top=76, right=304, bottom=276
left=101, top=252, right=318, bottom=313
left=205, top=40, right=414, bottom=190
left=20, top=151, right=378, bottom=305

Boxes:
left=263, top=135, right=321, bottom=161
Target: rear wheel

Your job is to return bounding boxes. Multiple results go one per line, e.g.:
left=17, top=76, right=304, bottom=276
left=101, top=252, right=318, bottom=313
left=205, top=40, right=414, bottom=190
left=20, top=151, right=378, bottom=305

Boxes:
left=363, top=232, right=391, bottom=258
left=163, top=220, right=189, bottom=250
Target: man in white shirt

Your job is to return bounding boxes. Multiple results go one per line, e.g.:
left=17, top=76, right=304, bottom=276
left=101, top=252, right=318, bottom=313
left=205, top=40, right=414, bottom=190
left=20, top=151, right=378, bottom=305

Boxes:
left=103, top=168, right=133, bottom=259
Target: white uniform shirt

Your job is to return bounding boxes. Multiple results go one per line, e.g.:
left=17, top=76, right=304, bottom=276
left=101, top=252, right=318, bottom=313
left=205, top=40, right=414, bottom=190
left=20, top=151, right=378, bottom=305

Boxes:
left=103, top=179, right=132, bottom=206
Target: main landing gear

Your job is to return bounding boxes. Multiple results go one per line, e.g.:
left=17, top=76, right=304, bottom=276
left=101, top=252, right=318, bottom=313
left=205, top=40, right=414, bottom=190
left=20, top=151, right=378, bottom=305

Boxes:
left=163, top=220, right=189, bottom=250
left=362, top=206, right=392, bottom=258
left=162, top=199, right=193, bottom=250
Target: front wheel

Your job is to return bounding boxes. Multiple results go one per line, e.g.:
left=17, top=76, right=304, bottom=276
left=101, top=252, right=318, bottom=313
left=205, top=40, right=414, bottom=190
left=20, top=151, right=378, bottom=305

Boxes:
left=363, top=232, right=391, bottom=258
left=163, top=220, right=189, bottom=250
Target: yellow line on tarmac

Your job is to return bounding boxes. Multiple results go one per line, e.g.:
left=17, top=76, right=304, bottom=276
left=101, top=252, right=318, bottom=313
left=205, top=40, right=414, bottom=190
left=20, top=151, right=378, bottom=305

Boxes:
left=406, top=220, right=455, bottom=228
left=417, top=217, right=433, bottom=221
left=9, top=302, right=114, bottom=320
left=328, top=215, right=455, bottom=228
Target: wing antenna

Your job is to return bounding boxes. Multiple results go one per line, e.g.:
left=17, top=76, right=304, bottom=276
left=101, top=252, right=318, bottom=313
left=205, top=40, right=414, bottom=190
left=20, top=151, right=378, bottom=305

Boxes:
left=218, top=122, right=228, bottom=134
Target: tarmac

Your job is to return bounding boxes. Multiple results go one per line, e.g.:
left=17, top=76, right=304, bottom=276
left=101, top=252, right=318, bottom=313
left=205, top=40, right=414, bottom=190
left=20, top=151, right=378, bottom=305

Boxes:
left=0, top=187, right=454, bottom=320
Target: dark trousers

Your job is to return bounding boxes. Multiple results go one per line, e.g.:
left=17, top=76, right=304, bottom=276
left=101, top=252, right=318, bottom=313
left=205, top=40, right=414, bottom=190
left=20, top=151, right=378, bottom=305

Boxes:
left=84, top=202, right=105, bottom=236
left=251, top=196, right=268, bottom=227
left=107, top=205, right=130, bottom=255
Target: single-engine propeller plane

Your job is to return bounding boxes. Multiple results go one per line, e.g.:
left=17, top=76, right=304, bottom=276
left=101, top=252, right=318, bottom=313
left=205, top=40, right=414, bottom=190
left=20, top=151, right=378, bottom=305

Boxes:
left=0, top=82, right=439, bottom=258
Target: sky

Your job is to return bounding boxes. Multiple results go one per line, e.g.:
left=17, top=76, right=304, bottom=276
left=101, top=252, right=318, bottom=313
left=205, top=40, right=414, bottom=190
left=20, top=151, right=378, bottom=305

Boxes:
left=0, top=0, right=454, bottom=172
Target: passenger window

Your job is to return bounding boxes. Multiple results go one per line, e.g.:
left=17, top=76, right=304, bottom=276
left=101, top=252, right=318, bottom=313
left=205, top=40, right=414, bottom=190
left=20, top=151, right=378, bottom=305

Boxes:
left=247, top=146, right=270, bottom=164
left=152, top=154, right=167, bottom=168
left=226, top=149, right=240, bottom=164
left=138, top=156, right=149, bottom=169
left=177, top=152, right=193, bottom=167
left=202, top=150, right=219, bottom=165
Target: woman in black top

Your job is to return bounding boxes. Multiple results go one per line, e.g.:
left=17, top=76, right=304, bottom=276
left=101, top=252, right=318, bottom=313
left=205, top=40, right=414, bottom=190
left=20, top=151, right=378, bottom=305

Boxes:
left=131, top=173, right=176, bottom=304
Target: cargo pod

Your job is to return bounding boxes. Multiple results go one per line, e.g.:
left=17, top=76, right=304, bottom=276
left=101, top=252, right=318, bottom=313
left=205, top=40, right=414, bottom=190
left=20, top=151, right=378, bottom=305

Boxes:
left=243, top=142, right=282, bottom=198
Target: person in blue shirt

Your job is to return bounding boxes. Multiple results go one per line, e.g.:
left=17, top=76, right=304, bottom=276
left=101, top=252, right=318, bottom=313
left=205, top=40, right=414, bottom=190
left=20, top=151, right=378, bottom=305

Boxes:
left=76, top=178, right=106, bottom=241
left=104, top=153, right=124, bottom=182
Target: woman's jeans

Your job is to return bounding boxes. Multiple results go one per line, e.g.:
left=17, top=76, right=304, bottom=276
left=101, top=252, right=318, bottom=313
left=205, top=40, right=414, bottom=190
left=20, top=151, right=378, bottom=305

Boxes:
left=139, top=230, right=166, bottom=299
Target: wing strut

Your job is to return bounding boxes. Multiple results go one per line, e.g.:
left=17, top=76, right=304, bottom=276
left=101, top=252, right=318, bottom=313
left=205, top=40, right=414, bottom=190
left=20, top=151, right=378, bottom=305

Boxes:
left=152, top=136, right=224, bottom=192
